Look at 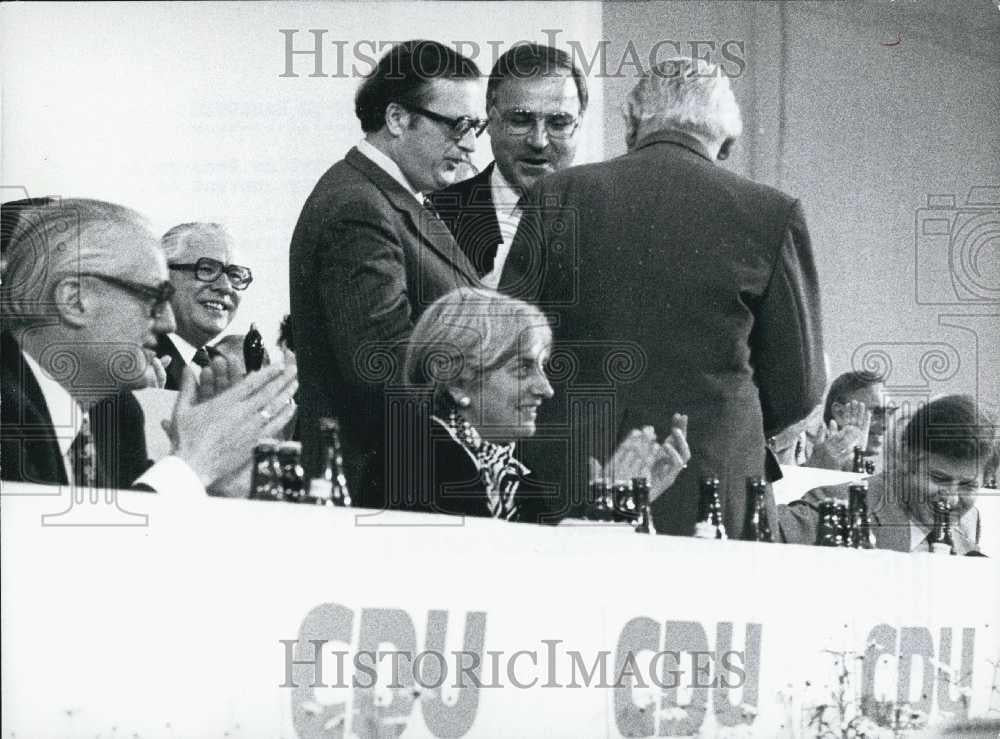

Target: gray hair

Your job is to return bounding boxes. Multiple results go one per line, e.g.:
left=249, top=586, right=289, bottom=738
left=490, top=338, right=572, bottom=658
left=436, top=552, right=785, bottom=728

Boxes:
left=1, top=198, right=151, bottom=325
left=624, top=56, right=743, bottom=143
left=160, top=222, right=232, bottom=263
left=405, top=287, right=551, bottom=414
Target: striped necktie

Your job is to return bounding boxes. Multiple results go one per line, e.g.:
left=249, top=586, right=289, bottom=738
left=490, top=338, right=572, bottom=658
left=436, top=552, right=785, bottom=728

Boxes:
left=192, top=346, right=211, bottom=368
left=422, top=196, right=440, bottom=220
left=70, top=416, right=96, bottom=487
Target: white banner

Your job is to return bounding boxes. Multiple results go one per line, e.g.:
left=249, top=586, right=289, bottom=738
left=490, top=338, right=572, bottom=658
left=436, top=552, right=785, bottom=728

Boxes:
left=2, top=484, right=999, bottom=738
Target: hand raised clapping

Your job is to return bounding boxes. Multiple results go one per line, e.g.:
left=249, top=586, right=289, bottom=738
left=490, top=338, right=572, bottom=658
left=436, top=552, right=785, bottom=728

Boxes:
left=806, top=400, right=871, bottom=470
left=591, top=413, right=691, bottom=503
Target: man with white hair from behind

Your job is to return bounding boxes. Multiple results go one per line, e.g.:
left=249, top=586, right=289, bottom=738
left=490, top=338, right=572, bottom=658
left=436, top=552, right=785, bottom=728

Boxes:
left=499, top=57, right=827, bottom=537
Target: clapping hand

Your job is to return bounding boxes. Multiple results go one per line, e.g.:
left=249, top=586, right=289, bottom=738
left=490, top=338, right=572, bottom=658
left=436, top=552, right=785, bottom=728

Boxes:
left=591, top=413, right=691, bottom=502
left=161, top=363, right=298, bottom=488
left=806, top=400, right=871, bottom=470
left=197, top=352, right=246, bottom=402
left=146, top=354, right=171, bottom=389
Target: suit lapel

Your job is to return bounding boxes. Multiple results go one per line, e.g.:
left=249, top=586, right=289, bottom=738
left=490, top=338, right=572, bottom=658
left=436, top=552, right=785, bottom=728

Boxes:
left=155, top=334, right=186, bottom=391
left=345, top=148, right=480, bottom=285
left=1, top=330, right=68, bottom=485
left=434, top=164, right=503, bottom=276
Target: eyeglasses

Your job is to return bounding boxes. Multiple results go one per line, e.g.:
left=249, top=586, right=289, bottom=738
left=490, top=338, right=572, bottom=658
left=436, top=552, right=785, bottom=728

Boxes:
left=494, top=109, right=580, bottom=140
left=169, top=257, right=253, bottom=290
left=406, top=105, right=488, bottom=140
left=82, top=273, right=175, bottom=318
left=871, top=405, right=900, bottom=422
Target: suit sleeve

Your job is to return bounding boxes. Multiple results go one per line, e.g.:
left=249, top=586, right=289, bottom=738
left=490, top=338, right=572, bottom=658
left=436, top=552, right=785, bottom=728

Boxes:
left=316, top=197, right=412, bottom=386
left=776, top=486, right=828, bottom=544
left=750, top=200, right=827, bottom=436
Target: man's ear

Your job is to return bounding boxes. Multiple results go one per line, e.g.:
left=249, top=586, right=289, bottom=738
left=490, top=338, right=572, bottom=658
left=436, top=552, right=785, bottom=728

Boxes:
left=623, top=114, right=638, bottom=152
left=717, top=137, right=736, bottom=161
left=384, top=102, right=410, bottom=137
left=52, top=276, right=89, bottom=328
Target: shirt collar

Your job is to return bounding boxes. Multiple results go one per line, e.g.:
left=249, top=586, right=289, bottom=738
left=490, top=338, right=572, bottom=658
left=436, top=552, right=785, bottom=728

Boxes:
left=169, top=333, right=202, bottom=366
left=357, top=139, right=423, bottom=203
left=908, top=509, right=978, bottom=554
left=21, top=348, right=84, bottom=460
left=490, top=165, right=524, bottom=217
left=430, top=415, right=523, bottom=466
left=869, top=476, right=977, bottom=553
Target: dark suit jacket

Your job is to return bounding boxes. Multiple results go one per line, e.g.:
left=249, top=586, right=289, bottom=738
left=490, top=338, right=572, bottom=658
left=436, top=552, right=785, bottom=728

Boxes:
left=499, top=130, right=826, bottom=539
left=1, top=330, right=150, bottom=488
left=288, top=147, right=480, bottom=506
left=155, top=334, right=186, bottom=391
left=430, top=162, right=504, bottom=278
left=393, top=417, right=552, bottom=524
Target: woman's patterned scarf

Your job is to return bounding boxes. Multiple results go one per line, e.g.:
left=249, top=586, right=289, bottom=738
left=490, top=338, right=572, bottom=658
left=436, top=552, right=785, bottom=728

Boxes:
left=433, top=415, right=529, bottom=520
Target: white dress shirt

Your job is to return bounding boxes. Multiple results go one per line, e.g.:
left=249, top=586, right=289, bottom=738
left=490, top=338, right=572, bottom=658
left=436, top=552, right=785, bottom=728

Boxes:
left=168, top=332, right=205, bottom=382
left=20, top=348, right=205, bottom=495
left=21, top=349, right=84, bottom=483
left=909, top=510, right=979, bottom=554
left=357, top=139, right=424, bottom=203
left=481, top=166, right=524, bottom=289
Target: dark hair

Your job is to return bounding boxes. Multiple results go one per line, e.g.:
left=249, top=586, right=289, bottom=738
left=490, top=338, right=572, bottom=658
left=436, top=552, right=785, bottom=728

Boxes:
left=355, top=40, right=481, bottom=134
left=899, top=395, right=999, bottom=475
left=278, top=313, right=294, bottom=352
left=486, top=43, right=588, bottom=115
left=823, top=370, right=884, bottom=424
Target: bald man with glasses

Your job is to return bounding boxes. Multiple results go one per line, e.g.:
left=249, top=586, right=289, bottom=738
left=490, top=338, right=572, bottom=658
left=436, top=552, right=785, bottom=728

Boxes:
left=1, top=198, right=296, bottom=494
left=289, top=40, right=486, bottom=506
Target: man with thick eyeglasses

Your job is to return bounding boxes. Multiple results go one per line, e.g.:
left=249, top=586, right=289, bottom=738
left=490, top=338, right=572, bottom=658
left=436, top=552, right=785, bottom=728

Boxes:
left=431, top=43, right=587, bottom=289
left=289, top=40, right=484, bottom=506
left=1, top=198, right=297, bottom=494
left=156, top=222, right=252, bottom=390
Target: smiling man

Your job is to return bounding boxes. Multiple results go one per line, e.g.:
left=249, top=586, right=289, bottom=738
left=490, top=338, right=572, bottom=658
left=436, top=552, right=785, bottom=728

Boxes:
left=1, top=198, right=296, bottom=492
left=779, top=394, right=998, bottom=553
left=289, top=40, right=485, bottom=506
left=156, top=222, right=252, bottom=390
left=431, top=44, right=587, bottom=288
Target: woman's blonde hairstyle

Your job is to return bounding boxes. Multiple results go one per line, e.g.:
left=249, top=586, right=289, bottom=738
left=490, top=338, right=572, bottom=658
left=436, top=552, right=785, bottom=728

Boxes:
left=405, top=287, right=551, bottom=413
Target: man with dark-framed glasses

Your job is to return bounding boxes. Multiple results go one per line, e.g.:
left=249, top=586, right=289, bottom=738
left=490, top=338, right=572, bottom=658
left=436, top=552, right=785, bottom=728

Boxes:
left=289, top=40, right=485, bottom=507
left=156, top=222, right=252, bottom=390
left=431, top=43, right=587, bottom=289
left=1, top=197, right=296, bottom=494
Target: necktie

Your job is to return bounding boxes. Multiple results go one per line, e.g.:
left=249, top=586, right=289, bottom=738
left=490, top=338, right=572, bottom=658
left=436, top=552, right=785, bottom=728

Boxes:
left=69, top=416, right=96, bottom=487
left=422, top=196, right=440, bottom=220
left=192, top=346, right=211, bottom=368
left=489, top=195, right=528, bottom=276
